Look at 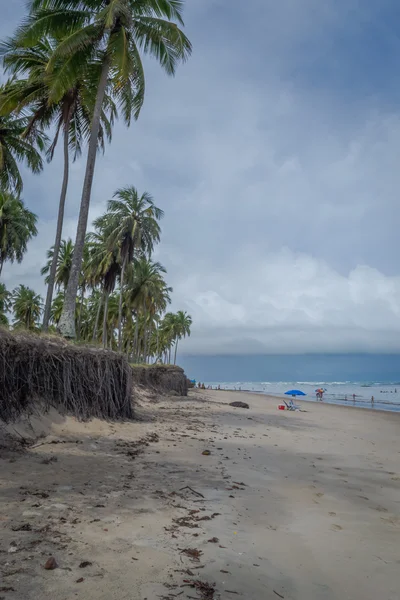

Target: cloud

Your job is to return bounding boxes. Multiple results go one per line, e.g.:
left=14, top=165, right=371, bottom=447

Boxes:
left=175, top=248, right=400, bottom=354
left=2, top=0, right=400, bottom=354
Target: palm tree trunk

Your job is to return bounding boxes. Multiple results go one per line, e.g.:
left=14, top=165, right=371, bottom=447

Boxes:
left=42, top=116, right=71, bottom=331
left=76, top=285, right=85, bottom=340
left=133, top=313, right=139, bottom=362
left=118, top=256, right=127, bottom=352
left=92, top=290, right=103, bottom=341
left=102, top=289, right=109, bottom=348
left=174, top=337, right=179, bottom=365
left=59, top=58, right=110, bottom=339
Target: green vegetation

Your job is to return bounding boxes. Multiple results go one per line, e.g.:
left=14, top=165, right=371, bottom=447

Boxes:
left=0, top=1, right=192, bottom=365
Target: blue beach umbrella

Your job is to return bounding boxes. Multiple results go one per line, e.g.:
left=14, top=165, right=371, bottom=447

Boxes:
left=285, top=389, right=306, bottom=397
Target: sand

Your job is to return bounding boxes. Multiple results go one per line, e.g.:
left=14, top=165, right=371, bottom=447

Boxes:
left=1, top=389, right=399, bottom=600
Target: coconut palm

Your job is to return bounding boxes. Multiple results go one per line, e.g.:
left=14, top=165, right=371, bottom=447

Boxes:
left=41, top=238, right=74, bottom=291
left=0, top=112, right=46, bottom=194
left=1, top=38, right=118, bottom=330
left=86, top=227, right=120, bottom=347
left=172, top=309, right=191, bottom=364
left=0, top=189, right=37, bottom=275
left=0, top=281, right=11, bottom=326
left=50, top=290, right=64, bottom=325
left=124, top=258, right=170, bottom=361
left=95, top=186, right=163, bottom=350
left=12, top=284, right=43, bottom=330
left=13, top=0, right=191, bottom=338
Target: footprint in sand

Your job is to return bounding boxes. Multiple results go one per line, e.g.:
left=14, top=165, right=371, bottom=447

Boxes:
left=330, top=524, right=343, bottom=531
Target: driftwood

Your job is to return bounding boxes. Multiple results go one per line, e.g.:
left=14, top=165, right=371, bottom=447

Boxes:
left=0, top=330, right=133, bottom=423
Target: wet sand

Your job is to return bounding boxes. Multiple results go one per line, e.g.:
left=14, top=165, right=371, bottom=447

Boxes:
left=1, top=389, right=399, bottom=599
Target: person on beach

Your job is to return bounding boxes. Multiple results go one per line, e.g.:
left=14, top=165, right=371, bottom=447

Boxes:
left=371, top=396, right=374, bottom=404
left=353, top=394, right=356, bottom=402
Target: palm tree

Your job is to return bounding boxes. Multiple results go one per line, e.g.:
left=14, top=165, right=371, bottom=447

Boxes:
left=95, top=186, right=163, bottom=351
left=13, top=0, right=191, bottom=339
left=86, top=228, right=120, bottom=347
left=0, top=189, right=37, bottom=275
left=1, top=38, right=118, bottom=330
left=0, top=112, right=46, bottom=194
left=12, top=284, right=43, bottom=330
left=172, top=310, right=192, bottom=364
left=50, top=290, right=64, bottom=326
left=41, top=238, right=74, bottom=291
left=124, top=258, right=169, bottom=362
left=0, top=281, right=11, bottom=326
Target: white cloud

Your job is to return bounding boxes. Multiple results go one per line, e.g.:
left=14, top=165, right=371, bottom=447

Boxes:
left=2, top=0, right=400, bottom=355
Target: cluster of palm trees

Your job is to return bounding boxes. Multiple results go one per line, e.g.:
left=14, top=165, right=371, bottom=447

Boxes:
left=0, top=184, right=192, bottom=363
left=0, top=0, right=193, bottom=364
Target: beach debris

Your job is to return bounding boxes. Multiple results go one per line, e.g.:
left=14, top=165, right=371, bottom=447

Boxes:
left=179, top=548, right=203, bottom=561
left=207, top=537, right=219, bottom=543
left=79, top=561, right=92, bottom=568
left=273, top=591, right=284, bottom=599
left=181, top=579, right=216, bottom=599
left=76, top=577, right=84, bottom=583
left=41, top=456, right=58, bottom=464
left=229, top=401, right=249, bottom=409
left=202, top=450, right=211, bottom=456
left=43, top=556, right=58, bottom=570
left=7, top=542, right=19, bottom=553
left=179, top=486, right=205, bottom=498
left=220, top=570, right=230, bottom=574
left=173, top=517, right=199, bottom=528
left=225, top=591, right=239, bottom=595
left=11, top=523, right=31, bottom=532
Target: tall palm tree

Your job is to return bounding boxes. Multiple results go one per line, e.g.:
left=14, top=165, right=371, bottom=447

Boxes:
left=172, top=309, right=191, bottom=364
left=12, top=284, right=43, bottom=330
left=13, top=0, right=191, bottom=339
left=0, top=189, right=37, bottom=275
left=41, top=238, right=74, bottom=291
left=0, top=281, right=11, bottom=326
left=0, top=112, right=46, bottom=195
left=1, top=38, right=118, bottom=330
left=95, top=186, right=163, bottom=351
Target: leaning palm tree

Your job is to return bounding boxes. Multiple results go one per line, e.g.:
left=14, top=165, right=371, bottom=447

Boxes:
left=0, top=189, right=37, bottom=275
left=1, top=38, right=118, bottom=330
left=0, top=111, right=46, bottom=195
left=41, top=238, right=74, bottom=291
left=95, top=186, right=163, bottom=350
left=12, top=284, right=43, bottom=330
left=13, top=0, right=191, bottom=338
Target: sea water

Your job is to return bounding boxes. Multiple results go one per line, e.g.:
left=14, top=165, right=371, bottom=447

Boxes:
left=204, top=381, right=400, bottom=412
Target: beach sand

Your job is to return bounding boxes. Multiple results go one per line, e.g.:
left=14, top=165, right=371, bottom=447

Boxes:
left=1, top=388, right=399, bottom=599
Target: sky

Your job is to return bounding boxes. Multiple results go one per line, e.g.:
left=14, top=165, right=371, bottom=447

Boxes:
left=2, top=0, right=400, bottom=356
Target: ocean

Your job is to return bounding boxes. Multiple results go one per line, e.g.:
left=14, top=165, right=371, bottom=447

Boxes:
left=204, top=381, right=400, bottom=412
